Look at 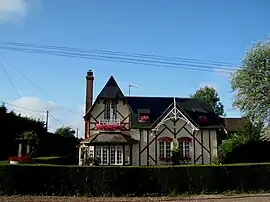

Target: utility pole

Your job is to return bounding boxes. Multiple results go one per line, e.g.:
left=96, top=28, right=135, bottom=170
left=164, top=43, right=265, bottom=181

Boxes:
left=76, top=128, right=79, bottom=138
left=45, top=110, right=49, bottom=131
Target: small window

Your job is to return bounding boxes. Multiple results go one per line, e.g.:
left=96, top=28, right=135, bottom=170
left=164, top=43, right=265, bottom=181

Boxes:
left=178, top=137, right=192, bottom=161
left=104, top=100, right=117, bottom=121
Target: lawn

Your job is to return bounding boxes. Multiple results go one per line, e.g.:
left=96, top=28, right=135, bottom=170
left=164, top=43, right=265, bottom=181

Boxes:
left=0, top=160, right=8, bottom=165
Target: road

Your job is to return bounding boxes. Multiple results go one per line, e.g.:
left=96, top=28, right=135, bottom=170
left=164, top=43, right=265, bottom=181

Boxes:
left=1, top=194, right=270, bottom=201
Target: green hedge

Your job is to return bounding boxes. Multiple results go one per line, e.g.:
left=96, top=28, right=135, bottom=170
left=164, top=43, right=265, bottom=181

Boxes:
left=1, top=164, right=270, bottom=196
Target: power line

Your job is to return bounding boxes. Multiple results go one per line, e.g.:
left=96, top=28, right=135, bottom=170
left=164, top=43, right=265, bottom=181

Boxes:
left=0, top=42, right=239, bottom=73
left=1, top=100, right=46, bottom=113
left=0, top=57, right=83, bottom=116
left=48, top=112, right=65, bottom=127
left=0, top=60, right=21, bottom=98
left=0, top=40, right=240, bottom=67
left=0, top=45, right=235, bottom=74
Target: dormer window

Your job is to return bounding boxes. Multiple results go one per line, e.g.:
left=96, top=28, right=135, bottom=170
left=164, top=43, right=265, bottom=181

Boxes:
left=199, top=116, right=208, bottom=123
left=104, top=100, right=116, bottom=121
left=137, top=109, right=150, bottom=123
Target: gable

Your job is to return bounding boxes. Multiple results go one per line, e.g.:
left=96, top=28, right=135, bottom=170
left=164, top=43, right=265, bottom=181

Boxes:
left=125, top=96, right=223, bottom=129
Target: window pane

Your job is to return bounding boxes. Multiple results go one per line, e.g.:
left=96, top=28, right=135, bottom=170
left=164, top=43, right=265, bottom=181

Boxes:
left=116, top=146, right=123, bottom=165
left=104, top=101, right=116, bottom=120
left=184, top=142, right=190, bottom=157
left=159, top=142, right=164, bottom=158
left=96, top=146, right=102, bottom=159
left=125, top=145, right=130, bottom=165
left=165, top=142, right=171, bottom=158
left=110, top=146, right=116, bottom=165
left=179, top=142, right=184, bottom=157
left=102, top=146, right=108, bottom=165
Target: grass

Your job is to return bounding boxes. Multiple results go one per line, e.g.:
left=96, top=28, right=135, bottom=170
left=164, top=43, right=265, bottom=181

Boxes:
left=0, top=160, right=8, bottom=165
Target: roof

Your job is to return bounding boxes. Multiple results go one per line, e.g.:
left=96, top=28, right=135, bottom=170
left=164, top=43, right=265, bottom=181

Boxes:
left=85, top=75, right=224, bottom=129
left=80, top=131, right=138, bottom=144
left=96, top=76, right=125, bottom=100
left=125, top=96, right=223, bottom=129
left=221, top=117, right=245, bottom=132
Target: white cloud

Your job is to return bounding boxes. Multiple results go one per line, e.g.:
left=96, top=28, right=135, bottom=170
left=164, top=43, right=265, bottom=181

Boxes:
left=0, top=0, right=38, bottom=23
left=6, top=96, right=85, bottom=137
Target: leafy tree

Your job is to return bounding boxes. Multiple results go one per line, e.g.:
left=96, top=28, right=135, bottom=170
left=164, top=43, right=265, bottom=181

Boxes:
left=191, top=86, right=225, bottom=116
left=0, top=103, right=7, bottom=114
left=218, top=119, right=264, bottom=163
left=231, top=39, right=270, bottom=125
left=55, top=126, right=75, bottom=138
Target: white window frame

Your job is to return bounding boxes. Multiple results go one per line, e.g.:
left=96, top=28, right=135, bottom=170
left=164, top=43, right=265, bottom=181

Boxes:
left=110, top=145, right=123, bottom=165
left=96, top=146, right=109, bottom=165
left=104, top=101, right=117, bottom=121
left=179, top=141, right=191, bottom=158
left=159, top=141, right=171, bottom=159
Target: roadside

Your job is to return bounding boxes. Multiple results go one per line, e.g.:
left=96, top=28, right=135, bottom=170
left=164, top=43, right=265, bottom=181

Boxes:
left=1, top=194, right=270, bottom=202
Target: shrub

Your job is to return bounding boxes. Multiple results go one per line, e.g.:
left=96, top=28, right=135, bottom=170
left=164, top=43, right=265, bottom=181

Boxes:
left=1, top=163, right=270, bottom=196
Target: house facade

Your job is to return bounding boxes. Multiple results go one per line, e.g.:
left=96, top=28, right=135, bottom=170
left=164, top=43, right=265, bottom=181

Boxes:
left=79, top=70, right=225, bottom=166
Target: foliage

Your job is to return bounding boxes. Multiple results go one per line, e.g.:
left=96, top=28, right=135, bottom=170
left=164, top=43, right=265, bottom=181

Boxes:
left=0, top=108, right=80, bottom=164
left=0, top=103, right=7, bottom=114
left=191, top=86, right=225, bottom=116
left=222, top=140, right=270, bottom=164
left=2, top=164, right=270, bottom=196
left=231, top=39, right=270, bottom=125
left=218, top=119, right=265, bottom=163
left=55, top=126, right=75, bottom=138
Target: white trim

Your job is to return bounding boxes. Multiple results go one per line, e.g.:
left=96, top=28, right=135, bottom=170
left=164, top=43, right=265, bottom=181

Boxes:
left=153, top=97, right=199, bottom=131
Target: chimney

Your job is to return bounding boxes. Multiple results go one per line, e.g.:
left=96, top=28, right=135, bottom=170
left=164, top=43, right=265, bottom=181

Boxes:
left=84, top=70, right=94, bottom=139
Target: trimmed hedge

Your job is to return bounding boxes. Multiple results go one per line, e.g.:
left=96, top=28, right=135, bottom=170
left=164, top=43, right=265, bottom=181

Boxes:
left=1, top=164, right=270, bottom=196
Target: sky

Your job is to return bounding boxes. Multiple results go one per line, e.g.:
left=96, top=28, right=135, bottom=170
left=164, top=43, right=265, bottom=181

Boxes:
left=0, top=0, right=270, bottom=137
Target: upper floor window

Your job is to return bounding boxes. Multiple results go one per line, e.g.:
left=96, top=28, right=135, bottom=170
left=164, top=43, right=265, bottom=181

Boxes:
left=104, top=100, right=116, bottom=121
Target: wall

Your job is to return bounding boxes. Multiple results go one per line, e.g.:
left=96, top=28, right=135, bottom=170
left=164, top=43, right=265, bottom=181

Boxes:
left=133, top=114, right=218, bottom=166
left=89, top=100, right=131, bottom=136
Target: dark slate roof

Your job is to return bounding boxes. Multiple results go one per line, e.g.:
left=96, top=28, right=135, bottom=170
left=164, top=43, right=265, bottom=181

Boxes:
left=221, top=117, right=245, bottom=132
left=96, top=76, right=125, bottom=100
left=125, top=96, right=223, bottom=129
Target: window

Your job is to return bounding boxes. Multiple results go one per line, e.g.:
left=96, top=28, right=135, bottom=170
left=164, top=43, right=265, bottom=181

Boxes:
left=158, top=137, right=172, bottom=160
left=104, top=101, right=116, bottom=121
left=125, top=145, right=130, bottom=165
left=110, top=146, right=123, bottom=165
left=179, top=140, right=191, bottom=158
left=96, top=146, right=109, bottom=165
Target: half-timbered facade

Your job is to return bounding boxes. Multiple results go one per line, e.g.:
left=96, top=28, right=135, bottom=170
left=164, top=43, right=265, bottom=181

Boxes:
left=79, top=70, right=224, bottom=166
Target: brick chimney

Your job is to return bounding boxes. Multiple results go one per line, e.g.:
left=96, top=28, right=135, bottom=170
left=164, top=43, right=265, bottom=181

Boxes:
left=84, top=70, right=94, bottom=139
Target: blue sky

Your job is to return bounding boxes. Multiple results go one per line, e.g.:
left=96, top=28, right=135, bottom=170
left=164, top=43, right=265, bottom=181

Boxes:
left=0, top=0, right=269, bottom=136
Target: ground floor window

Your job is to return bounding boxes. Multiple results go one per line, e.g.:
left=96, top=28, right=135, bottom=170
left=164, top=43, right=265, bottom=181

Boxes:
left=95, top=145, right=129, bottom=165
left=179, top=141, right=190, bottom=157
left=158, top=137, right=173, bottom=161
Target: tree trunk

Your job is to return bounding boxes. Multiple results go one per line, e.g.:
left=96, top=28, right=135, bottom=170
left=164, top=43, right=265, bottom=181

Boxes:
left=18, top=143, right=22, bottom=157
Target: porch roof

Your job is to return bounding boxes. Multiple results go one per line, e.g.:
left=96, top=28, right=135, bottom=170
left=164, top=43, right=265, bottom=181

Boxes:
left=80, top=131, right=138, bottom=145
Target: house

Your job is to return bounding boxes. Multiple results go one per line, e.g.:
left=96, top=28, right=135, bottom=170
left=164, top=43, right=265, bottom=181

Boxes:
left=79, top=70, right=227, bottom=166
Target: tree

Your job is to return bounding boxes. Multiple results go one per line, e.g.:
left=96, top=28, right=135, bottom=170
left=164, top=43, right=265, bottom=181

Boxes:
left=218, top=119, right=265, bottom=163
left=0, top=103, right=7, bottom=114
left=55, top=126, right=75, bottom=138
left=231, top=39, right=270, bottom=125
left=191, top=86, right=225, bottom=116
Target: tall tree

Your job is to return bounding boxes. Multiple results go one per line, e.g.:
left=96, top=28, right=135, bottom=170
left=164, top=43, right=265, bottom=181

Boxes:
left=191, top=86, right=225, bottom=116
left=231, top=39, right=270, bottom=125
left=55, top=126, right=75, bottom=138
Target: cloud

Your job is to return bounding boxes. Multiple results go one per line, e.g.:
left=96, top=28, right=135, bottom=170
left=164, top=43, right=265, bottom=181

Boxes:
left=215, top=67, right=237, bottom=79
left=6, top=96, right=85, bottom=137
left=0, top=0, right=38, bottom=23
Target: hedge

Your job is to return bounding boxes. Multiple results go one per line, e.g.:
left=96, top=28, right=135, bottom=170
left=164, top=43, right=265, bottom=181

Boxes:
left=1, top=163, right=270, bottom=196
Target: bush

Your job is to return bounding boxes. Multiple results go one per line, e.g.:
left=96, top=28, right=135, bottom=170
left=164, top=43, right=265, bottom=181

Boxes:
left=1, top=164, right=270, bottom=196
left=222, top=141, right=270, bottom=164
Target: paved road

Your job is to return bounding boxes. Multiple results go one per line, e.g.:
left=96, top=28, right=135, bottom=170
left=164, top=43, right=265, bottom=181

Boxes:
left=1, top=194, right=270, bottom=201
